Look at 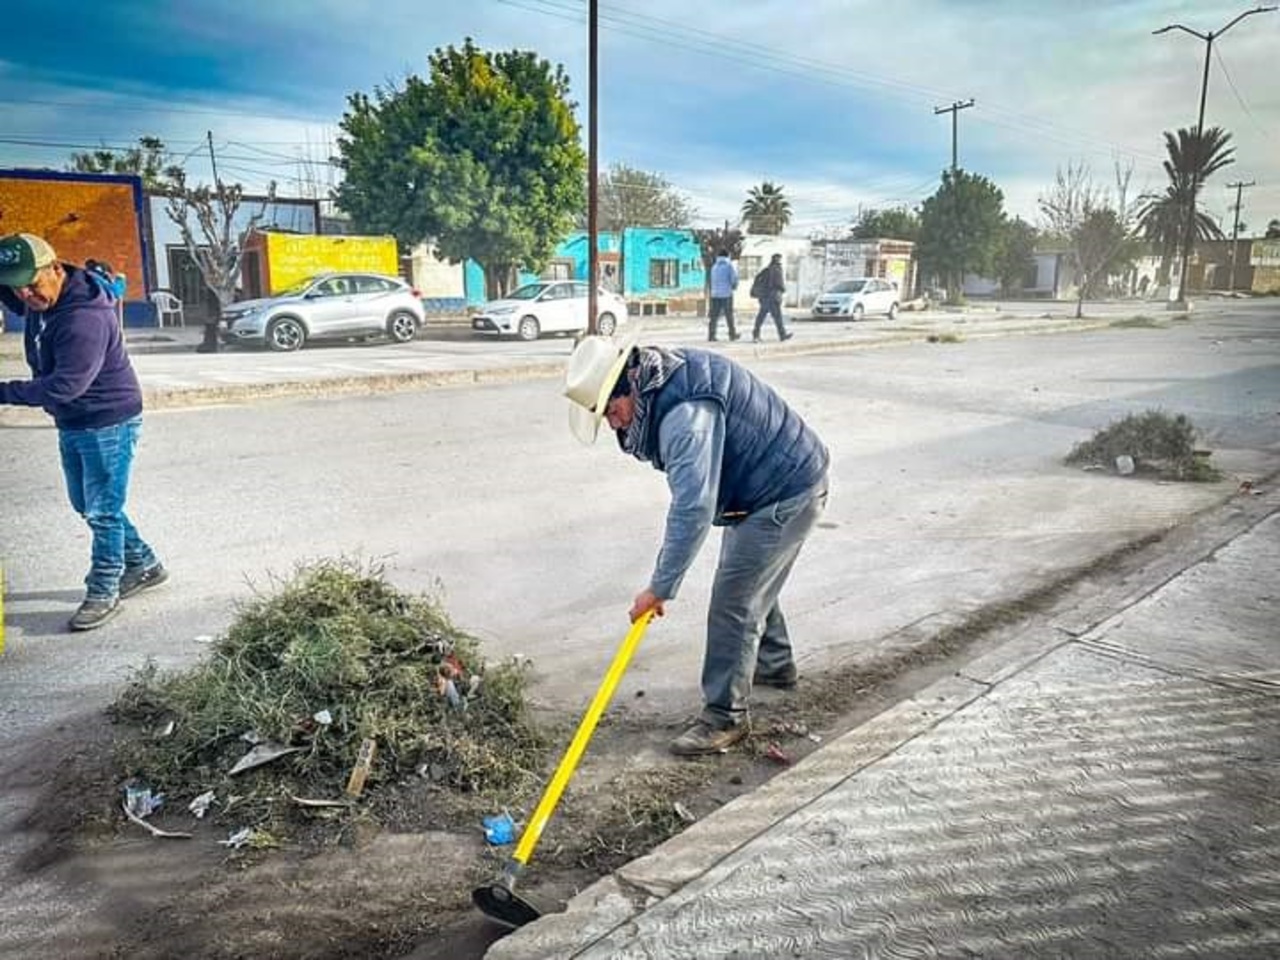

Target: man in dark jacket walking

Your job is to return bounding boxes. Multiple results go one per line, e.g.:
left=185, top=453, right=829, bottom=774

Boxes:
left=564, top=332, right=829, bottom=756
left=0, top=234, right=167, bottom=631
left=751, top=253, right=792, bottom=342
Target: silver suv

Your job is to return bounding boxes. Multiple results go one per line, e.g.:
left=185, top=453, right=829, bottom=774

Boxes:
left=221, top=273, right=426, bottom=351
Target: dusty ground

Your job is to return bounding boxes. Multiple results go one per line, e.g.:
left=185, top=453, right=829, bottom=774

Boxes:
left=5, top=530, right=1168, bottom=960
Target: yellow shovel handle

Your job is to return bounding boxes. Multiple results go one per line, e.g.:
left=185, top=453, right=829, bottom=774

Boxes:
left=512, top=610, right=654, bottom=866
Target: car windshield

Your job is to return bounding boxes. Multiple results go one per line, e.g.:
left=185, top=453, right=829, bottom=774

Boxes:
left=505, top=283, right=548, bottom=301
left=831, top=280, right=867, bottom=294
left=279, top=277, right=324, bottom=296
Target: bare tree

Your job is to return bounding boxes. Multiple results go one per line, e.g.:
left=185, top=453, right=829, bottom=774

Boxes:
left=1038, top=162, right=1136, bottom=317
left=165, top=169, right=276, bottom=352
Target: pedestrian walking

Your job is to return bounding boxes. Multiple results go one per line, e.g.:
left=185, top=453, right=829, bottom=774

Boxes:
left=0, top=234, right=167, bottom=631
left=564, top=332, right=829, bottom=756
left=750, top=253, right=792, bottom=342
left=707, top=249, right=740, bottom=342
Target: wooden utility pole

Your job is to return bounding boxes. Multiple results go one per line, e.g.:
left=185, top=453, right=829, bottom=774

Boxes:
left=587, top=0, right=600, bottom=336
left=933, top=99, right=974, bottom=173
left=1227, top=179, right=1255, bottom=292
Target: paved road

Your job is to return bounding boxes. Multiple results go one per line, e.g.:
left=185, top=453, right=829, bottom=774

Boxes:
left=1, top=300, right=1277, bottom=957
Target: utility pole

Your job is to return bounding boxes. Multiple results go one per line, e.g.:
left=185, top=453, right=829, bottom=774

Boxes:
left=206, top=130, right=221, bottom=187
left=586, top=0, right=600, bottom=336
left=933, top=99, right=974, bottom=173
left=1154, top=5, right=1276, bottom=309
left=1227, top=179, right=1256, bottom=292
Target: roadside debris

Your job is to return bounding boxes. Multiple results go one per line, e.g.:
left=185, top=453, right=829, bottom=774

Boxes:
left=673, top=802, right=697, bottom=824
left=121, top=783, right=192, bottom=839
left=229, top=742, right=305, bottom=776
left=764, top=744, right=793, bottom=766
left=108, top=560, right=546, bottom=841
left=344, top=737, right=378, bottom=798
left=188, top=790, right=216, bottom=819
left=483, top=812, right=515, bottom=845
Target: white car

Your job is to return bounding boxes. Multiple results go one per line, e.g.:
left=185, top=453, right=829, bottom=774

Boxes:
left=471, top=281, right=628, bottom=341
left=811, top=278, right=899, bottom=321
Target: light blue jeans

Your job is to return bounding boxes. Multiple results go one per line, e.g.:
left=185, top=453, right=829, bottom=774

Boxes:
left=58, top=415, right=158, bottom=600
left=701, top=478, right=829, bottom=728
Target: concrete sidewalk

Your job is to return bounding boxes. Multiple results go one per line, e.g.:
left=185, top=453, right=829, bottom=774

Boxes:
left=486, top=489, right=1280, bottom=959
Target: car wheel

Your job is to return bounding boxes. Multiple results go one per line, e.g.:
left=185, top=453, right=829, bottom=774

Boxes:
left=517, top=315, right=541, bottom=341
left=387, top=310, right=418, bottom=343
left=887, top=302, right=899, bottom=320
left=851, top=303, right=865, bottom=321
left=267, top=316, right=306, bottom=352
left=597, top=312, right=617, bottom=337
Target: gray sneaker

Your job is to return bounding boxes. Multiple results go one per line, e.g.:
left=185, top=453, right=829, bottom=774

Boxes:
left=69, top=597, right=120, bottom=632
left=120, top=562, right=169, bottom=600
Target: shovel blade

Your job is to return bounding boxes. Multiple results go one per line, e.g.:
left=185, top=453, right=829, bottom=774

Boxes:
left=472, top=882, right=542, bottom=929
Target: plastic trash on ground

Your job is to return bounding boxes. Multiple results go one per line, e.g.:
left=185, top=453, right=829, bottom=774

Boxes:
left=483, top=812, right=515, bottom=845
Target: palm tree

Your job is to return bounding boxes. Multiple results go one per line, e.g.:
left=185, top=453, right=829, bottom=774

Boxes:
left=1135, top=126, right=1234, bottom=284
left=741, top=181, right=792, bottom=235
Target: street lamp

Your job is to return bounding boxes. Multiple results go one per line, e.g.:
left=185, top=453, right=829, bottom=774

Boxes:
left=1154, top=5, right=1276, bottom=309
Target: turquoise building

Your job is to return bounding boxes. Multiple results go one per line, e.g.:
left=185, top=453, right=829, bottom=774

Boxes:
left=464, top=228, right=706, bottom=306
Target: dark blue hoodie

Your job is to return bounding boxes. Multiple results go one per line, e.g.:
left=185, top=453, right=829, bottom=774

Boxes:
left=0, top=265, right=142, bottom=430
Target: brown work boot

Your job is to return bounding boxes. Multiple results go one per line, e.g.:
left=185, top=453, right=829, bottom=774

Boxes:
left=670, top=719, right=750, bottom=757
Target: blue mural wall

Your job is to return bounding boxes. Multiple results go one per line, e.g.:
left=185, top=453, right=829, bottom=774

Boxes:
left=463, top=228, right=706, bottom=304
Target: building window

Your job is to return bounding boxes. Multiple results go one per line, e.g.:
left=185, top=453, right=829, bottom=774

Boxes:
left=740, top=256, right=762, bottom=280
left=650, top=258, right=679, bottom=288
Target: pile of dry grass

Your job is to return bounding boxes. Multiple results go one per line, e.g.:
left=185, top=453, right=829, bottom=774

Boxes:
left=1065, top=409, right=1220, bottom=481
left=110, top=560, right=546, bottom=828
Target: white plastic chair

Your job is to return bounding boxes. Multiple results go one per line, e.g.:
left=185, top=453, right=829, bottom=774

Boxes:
left=150, top=291, right=185, bottom=328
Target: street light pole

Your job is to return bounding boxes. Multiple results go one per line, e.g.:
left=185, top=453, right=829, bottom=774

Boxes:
left=1154, top=6, right=1276, bottom=309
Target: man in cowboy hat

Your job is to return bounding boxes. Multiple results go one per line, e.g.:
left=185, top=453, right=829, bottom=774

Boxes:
left=0, top=233, right=167, bottom=632
left=564, top=332, right=829, bottom=756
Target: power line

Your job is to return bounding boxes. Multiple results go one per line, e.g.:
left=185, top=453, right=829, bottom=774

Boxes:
left=493, top=0, right=1165, bottom=167
left=1214, top=46, right=1274, bottom=142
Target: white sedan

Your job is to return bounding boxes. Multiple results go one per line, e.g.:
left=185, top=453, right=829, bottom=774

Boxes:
left=810, top=278, right=899, bottom=321
left=471, top=281, right=629, bottom=341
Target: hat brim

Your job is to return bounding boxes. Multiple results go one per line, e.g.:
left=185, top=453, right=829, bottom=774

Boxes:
left=568, top=328, right=642, bottom=445
left=0, top=263, right=37, bottom=288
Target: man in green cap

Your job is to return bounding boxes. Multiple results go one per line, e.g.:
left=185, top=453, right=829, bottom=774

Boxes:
left=0, top=233, right=167, bottom=631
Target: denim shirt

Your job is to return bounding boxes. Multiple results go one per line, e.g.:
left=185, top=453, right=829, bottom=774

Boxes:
left=650, top=399, right=724, bottom=599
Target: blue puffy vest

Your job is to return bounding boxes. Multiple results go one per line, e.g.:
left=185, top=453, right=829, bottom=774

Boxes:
left=646, top=349, right=828, bottom=523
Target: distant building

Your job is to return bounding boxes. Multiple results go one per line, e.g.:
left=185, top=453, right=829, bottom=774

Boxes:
left=462, top=228, right=707, bottom=314
left=0, top=168, right=152, bottom=329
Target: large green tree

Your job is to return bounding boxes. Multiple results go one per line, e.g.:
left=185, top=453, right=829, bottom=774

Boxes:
left=335, top=39, right=586, bottom=297
left=741, top=181, right=791, bottom=235
left=68, top=135, right=177, bottom=191
left=916, top=169, right=1008, bottom=302
left=1135, top=126, right=1234, bottom=286
left=850, top=206, right=921, bottom=242
left=994, top=217, right=1038, bottom=297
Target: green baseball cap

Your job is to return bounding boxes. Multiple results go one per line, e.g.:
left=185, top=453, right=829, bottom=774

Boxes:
left=0, top=233, right=58, bottom=287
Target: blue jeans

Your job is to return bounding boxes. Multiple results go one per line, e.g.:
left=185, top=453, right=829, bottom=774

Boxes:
left=752, top=295, right=787, bottom=340
left=701, top=478, right=829, bottom=728
left=58, top=416, right=157, bottom=600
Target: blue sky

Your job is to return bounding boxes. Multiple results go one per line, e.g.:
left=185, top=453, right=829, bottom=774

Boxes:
left=3, top=0, right=1278, bottom=232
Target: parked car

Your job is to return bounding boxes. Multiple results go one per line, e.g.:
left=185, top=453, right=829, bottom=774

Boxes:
left=810, top=278, right=899, bottom=321
left=221, top=273, right=425, bottom=352
left=471, top=280, right=628, bottom=341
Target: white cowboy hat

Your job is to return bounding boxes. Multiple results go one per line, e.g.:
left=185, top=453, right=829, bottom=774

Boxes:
left=564, top=328, right=642, bottom=444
